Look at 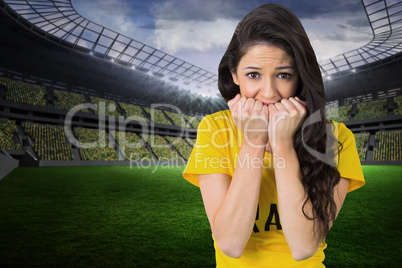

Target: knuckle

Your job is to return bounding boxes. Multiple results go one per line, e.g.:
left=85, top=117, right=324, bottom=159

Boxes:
left=289, top=109, right=298, bottom=117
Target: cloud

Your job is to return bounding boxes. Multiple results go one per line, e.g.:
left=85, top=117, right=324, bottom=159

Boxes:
left=150, top=0, right=263, bottom=55
left=73, top=0, right=156, bottom=45
left=346, top=17, right=371, bottom=28
left=74, top=0, right=131, bottom=16
left=150, top=0, right=256, bottom=22
left=273, top=0, right=364, bottom=19
left=323, top=29, right=372, bottom=43
left=74, top=0, right=374, bottom=71
left=299, top=5, right=372, bottom=62
left=151, top=0, right=264, bottom=60
left=154, top=17, right=237, bottom=54
left=309, top=27, right=372, bottom=62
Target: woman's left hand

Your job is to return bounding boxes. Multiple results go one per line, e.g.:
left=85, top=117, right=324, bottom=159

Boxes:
left=268, top=97, right=307, bottom=150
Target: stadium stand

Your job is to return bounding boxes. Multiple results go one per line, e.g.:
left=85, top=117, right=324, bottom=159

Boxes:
left=183, top=115, right=202, bottom=129
left=354, top=133, right=370, bottom=161
left=0, top=76, right=47, bottom=107
left=74, top=127, right=119, bottom=161
left=164, top=111, right=188, bottom=127
left=372, top=130, right=402, bottom=161
left=119, top=102, right=149, bottom=122
left=0, top=0, right=401, bottom=167
left=163, top=111, right=202, bottom=129
left=22, top=121, right=74, bottom=161
left=54, top=90, right=88, bottom=112
left=186, top=138, right=196, bottom=147
left=111, top=131, right=154, bottom=161
left=143, top=107, right=172, bottom=125
left=394, top=96, right=402, bottom=116
left=0, top=118, right=21, bottom=150
left=146, top=135, right=184, bottom=161
left=90, top=96, right=121, bottom=117
left=166, top=136, right=193, bottom=160
left=355, top=99, right=387, bottom=120
left=326, top=105, right=352, bottom=122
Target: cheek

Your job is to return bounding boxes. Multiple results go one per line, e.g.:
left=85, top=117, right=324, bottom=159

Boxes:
left=238, top=79, right=258, bottom=98
left=279, top=80, right=299, bottom=98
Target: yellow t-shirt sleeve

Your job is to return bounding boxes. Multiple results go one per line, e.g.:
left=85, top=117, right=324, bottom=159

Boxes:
left=183, top=114, right=233, bottom=187
left=336, top=122, right=365, bottom=192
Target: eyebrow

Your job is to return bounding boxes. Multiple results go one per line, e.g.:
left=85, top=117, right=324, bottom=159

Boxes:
left=242, top=66, right=295, bottom=70
left=275, top=66, right=295, bottom=70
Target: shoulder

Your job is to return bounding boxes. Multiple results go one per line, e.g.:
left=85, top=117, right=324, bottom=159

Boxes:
left=202, top=109, right=232, bottom=123
left=199, top=110, right=234, bottom=130
left=329, top=120, right=355, bottom=144
left=328, top=121, right=365, bottom=192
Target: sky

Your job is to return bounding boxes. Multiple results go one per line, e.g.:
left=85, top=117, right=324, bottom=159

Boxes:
left=72, top=0, right=373, bottom=75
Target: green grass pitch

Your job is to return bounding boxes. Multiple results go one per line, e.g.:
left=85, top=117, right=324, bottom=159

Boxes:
left=0, top=165, right=400, bottom=267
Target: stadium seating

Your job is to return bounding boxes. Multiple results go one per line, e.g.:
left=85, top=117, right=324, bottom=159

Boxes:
left=111, top=131, right=154, bottom=161
left=164, top=111, right=188, bottom=127
left=186, top=138, right=196, bottom=147
left=353, top=133, right=369, bottom=161
left=355, top=99, right=387, bottom=120
left=394, top=96, right=402, bottom=116
left=326, top=105, right=352, bottom=122
left=1, top=76, right=47, bottom=107
left=119, top=102, right=149, bottom=122
left=90, top=96, right=121, bottom=117
left=54, top=90, right=88, bottom=112
left=145, top=134, right=183, bottom=161
left=0, top=118, right=21, bottom=150
left=165, top=136, right=193, bottom=160
left=372, top=130, right=402, bottom=161
left=183, top=114, right=202, bottom=129
left=22, top=121, right=73, bottom=160
left=159, top=111, right=202, bottom=129
left=74, top=127, right=119, bottom=161
left=143, top=107, right=172, bottom=125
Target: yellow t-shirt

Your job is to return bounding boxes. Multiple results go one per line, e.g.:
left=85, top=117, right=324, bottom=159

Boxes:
left=183, top=110, right=365, bottom=268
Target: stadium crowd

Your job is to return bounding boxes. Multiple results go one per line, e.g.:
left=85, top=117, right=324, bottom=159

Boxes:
left=22, top=121, right=74, bottom=161
left=0, top=118, right=21, bottom=150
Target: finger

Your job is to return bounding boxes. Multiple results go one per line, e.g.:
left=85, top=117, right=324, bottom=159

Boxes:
left=227, top=94, right=241, bottom=110
left=262, top=104, right=269, bottom=118
left=237, top=96, right=248, bottom=109
left=274, top=102, right=286, bottom=111
left=289, top=97, right=307, bottom=114
left=280, top=98, right=297, bottom=111
left=254, top=100, right=263, bottom=111
left=268, top=103, right=277, bottom=114
left=244, top=98, right=256, bottom=114
left=295, top=96, right=307, bottom=107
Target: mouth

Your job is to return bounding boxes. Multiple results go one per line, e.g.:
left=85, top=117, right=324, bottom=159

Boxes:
left=262, top=102, right=276, bottom=106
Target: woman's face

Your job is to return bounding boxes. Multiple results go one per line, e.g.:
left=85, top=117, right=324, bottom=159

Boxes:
left=231, top=44, right=299, bottom=105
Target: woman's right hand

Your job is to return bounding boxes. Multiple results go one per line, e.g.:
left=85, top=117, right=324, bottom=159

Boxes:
left=228, top=94, right=269, bottom=148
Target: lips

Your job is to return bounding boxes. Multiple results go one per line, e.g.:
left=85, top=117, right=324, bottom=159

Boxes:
left=262, top=102, right=276, bottom=106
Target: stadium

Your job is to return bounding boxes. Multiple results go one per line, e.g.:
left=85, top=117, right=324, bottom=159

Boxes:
left=0, top=0, right=401, bottom=267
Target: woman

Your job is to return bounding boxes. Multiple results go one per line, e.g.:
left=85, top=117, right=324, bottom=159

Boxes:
left=183, top=4, right=364, bottom=267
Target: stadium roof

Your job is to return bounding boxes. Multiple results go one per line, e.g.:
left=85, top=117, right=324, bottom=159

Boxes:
left=1, top=0, right=218, bottom=97
left=0, top=0, right=401, bottom=103
left=320, top=0, right=402, bottom=78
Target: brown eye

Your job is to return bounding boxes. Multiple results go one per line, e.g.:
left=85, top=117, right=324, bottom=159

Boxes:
left=247, top=72, right=260, bottom=79
left=278, top=73, right=291, bottom=79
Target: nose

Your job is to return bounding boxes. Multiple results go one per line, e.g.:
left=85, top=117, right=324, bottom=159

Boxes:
left=259, top=77, right=279, bottom=101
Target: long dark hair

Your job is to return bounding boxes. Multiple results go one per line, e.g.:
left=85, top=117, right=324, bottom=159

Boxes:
left=218, top=4, right=341, bottom=239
